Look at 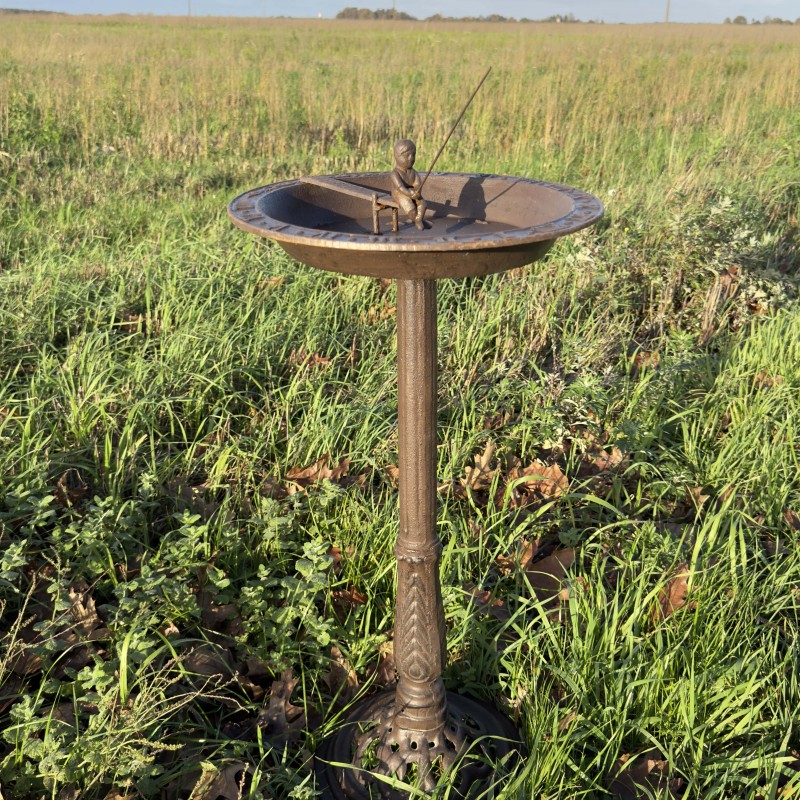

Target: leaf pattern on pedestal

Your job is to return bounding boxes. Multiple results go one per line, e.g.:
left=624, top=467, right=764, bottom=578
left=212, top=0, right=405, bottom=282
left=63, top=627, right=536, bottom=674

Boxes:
left=396, top=572, right=439, bottom=683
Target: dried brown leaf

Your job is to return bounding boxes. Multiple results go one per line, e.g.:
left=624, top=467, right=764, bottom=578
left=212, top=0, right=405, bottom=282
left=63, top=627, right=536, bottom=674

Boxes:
left=201, top=600, right=243, bottom=641
left=9, top=582, right=106, bottom=679
left=0, top=676, right=24, bottom=714
left=346, top=333, right=359, bottom=368
left=118, top=311, right=145, bottom=334
left=557, top=710, right=578, bottom=731
left=166, top=478, right=220, bottom=520
left=437, top=479, right=466, bottom=499
left=259, top=275, right=285, bottom=291
left=241, top=656, right=272, bottom=682
left=53, top=704, right=78, bottom=727
left=327, top=544, right=354, bottom=576
left=462, top=441, right=497, bottom=491
left=753, top=370, right=784, bottom=389
left=261, top=476, right=288, bottom=500
left=286, top=455, right=350, bottom=493
left=495, top=538, right=543, bottom=575
left=184, top=644, right=235, bottom=680
left=784, top=509, right=800, bottom=532
left=67, top=585, right=102, bottom=636
left=289, top=346, right=331, bottom=370
left=323, top=646, right=359, bottom=705
left=585, top=444, right=626, bottom=472
left=362, top=301, right=396, bottom=324
left=368, top=640, right=396, bottom=689
left=654, top=565, right=692, bottom=621
left=763, top=537, right=789, bottom=558
left=341, top=472, right=367, bottom=491
left=465, top=583, right=511, bottom=621
left=720, top=264, right=740, bottom=292
left=331, top=585, right=368, bottom=621
left=631, top=351, right=660, bottom=370
left=190, top=762, right=251, bottom=800
left=54, top=469, right=89, bottom=508
left=607, top=749, right=683, bottom=799
left=688, top=486, right=709, bottom=511
left=518, top=539, right=539, bottom=567
left=115, top=557, right=142, bottom=582
left=287, top=455, right=331, bottom=483
left=483, top=409, right=514, bottom=430
left=525, top=548, right=576, bottom=605
left=258, top=669, right=307, bottom=743
left=236, top=656, right=275, bottom=700
left=385, top=464, right=400, bottom=488
left=161, top=621, right=180, bottom=638
left=512, top=459, right=568, bottom=498
left=330, top=457, right=351, bottom=481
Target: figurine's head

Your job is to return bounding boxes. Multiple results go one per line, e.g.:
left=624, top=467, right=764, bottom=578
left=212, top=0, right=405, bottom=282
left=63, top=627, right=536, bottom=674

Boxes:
left=394, top=138, right=416, bottom=169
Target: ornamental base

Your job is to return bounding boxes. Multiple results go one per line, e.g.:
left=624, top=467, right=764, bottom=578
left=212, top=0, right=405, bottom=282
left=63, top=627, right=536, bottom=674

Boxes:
left=316, top=690, right=524, bottom=799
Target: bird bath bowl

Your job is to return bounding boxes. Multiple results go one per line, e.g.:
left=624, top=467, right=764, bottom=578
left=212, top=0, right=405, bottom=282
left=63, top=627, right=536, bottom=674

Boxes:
left=229, top=172, right=602, bottom=279
left=229, top=171, right=603, bottom=798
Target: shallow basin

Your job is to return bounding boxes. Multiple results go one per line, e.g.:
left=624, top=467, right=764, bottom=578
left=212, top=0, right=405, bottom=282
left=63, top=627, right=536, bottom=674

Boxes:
left=228, top=172, right=603, bottom=280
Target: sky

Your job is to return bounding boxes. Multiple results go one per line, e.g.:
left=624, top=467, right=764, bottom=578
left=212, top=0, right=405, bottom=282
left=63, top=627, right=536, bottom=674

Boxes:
left=1, top=0, right=797, bottom=24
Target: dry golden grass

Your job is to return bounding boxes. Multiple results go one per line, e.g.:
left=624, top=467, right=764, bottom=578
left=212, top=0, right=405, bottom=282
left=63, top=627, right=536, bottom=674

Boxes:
left=2, top=15, right=798, bottom=193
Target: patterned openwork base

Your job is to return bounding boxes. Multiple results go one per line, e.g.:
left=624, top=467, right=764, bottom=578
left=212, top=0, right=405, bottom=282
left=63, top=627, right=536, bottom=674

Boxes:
left=316, top=691, right=524, bottom=799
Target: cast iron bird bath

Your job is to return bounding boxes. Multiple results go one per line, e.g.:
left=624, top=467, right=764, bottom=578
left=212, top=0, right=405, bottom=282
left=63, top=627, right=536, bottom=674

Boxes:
left=228, top=169, right=603, bottom=798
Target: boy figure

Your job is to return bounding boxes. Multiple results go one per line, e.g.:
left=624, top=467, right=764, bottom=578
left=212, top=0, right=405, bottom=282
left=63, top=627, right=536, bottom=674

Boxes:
left=390, top=138, right=428, bottom=231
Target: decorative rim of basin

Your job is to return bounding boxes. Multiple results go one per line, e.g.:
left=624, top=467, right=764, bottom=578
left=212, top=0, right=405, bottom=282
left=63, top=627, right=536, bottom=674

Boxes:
left=228, top=172, right=603, bottom=253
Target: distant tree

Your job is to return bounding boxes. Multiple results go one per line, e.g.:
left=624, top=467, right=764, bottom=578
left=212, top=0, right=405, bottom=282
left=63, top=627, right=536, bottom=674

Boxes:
left=337, top=7, right=589, bottom=23
left=336, top=6, right=416, bottom=19
left=732, top=14, right=747, bottom=24
left=723, top=16, right=731, bottom=23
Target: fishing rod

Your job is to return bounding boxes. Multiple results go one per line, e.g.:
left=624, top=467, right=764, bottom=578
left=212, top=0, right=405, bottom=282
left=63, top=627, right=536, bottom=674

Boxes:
left=418, top=66, right=492, bottom=194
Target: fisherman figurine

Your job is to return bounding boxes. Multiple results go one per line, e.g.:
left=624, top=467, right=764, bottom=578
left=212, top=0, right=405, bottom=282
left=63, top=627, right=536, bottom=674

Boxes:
left=390, top=138, right=428, bottom=231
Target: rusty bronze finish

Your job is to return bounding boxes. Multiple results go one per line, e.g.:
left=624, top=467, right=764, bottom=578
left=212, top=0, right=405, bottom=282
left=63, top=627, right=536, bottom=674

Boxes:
left=228, top=170, right=603, bottom=797
left=394, top=279, right=445, bottom=733
left=300, top=175, right=399, bottom=235
left=390, top=140, right=428, bottom=231
left=228, top=173, right=603, bottom=279
left=319, top=690, right=522, bottom=799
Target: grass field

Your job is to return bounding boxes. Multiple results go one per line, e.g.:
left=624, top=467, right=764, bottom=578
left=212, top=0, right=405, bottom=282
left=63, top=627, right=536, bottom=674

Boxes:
left=1, top=13, right=800, bottom=800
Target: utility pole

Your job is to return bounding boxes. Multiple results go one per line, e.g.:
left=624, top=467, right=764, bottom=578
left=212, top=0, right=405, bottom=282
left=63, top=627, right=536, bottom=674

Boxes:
left=664, top=0, right=670, bottom=22
left=187, top=0, right=191, bottom=16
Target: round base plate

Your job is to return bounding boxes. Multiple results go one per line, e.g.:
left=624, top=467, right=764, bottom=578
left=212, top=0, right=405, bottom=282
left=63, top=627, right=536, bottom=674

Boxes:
left=316, top=690, right=524, bottom=799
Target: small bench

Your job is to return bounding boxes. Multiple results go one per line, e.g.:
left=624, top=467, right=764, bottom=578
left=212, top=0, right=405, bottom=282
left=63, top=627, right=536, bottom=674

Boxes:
left=299, top=175, right=400, bottom=235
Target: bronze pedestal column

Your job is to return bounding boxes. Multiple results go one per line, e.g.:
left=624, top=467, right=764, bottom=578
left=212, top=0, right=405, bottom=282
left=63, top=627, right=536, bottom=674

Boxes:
left=394, top=278, right=446, bottom=737
left=320, top=278, right=522, bottom=798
